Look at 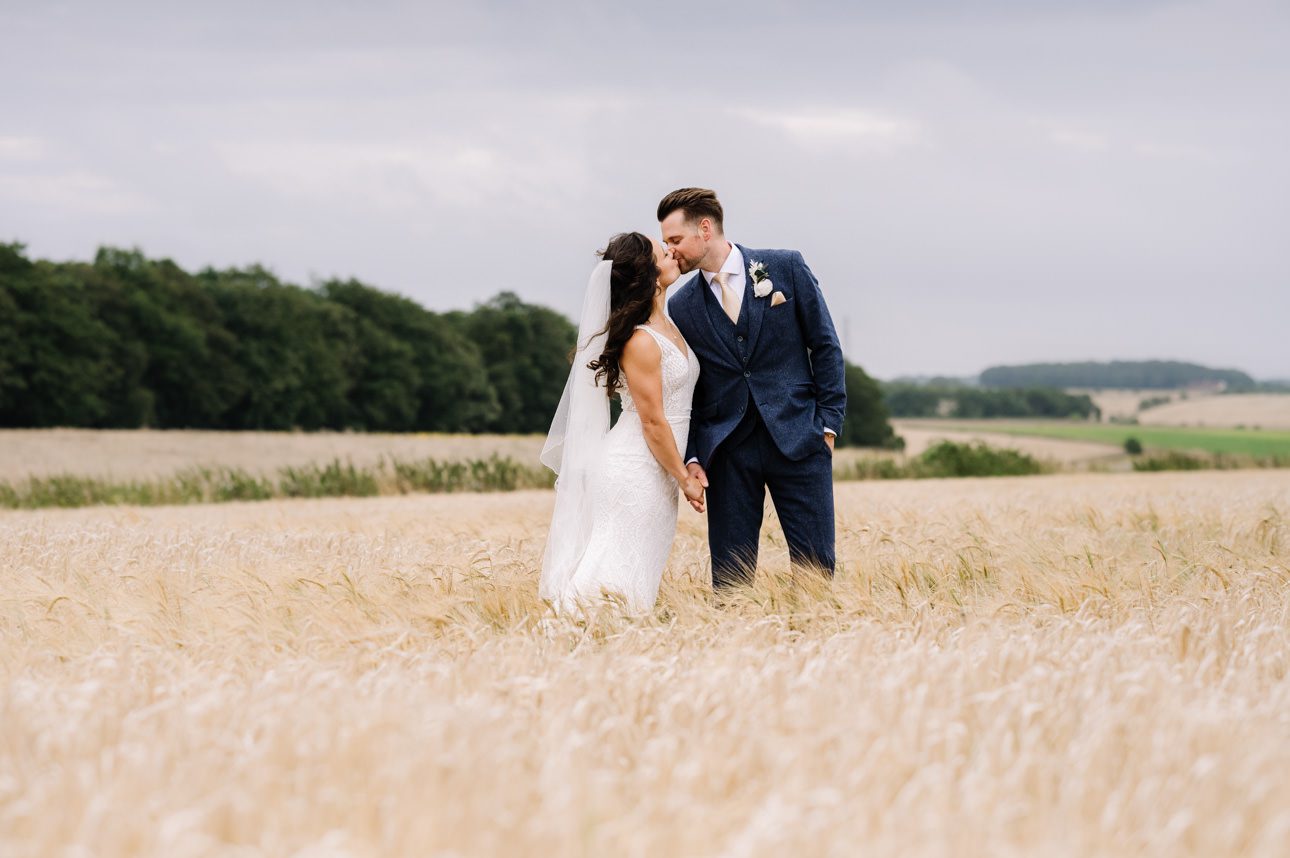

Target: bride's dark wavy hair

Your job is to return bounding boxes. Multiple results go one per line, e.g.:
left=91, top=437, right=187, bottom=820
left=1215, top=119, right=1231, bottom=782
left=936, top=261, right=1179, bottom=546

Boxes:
left=586, top=232, right=659, bottom=398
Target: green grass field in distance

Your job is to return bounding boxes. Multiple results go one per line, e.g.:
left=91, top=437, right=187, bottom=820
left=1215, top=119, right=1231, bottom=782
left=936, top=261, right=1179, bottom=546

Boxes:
left=900, top=420, right=1290, bottom=457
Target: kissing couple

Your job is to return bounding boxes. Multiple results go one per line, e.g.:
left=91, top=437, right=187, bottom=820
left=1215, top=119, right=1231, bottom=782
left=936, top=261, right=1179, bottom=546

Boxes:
left=539, top=188, right=847, bottom=615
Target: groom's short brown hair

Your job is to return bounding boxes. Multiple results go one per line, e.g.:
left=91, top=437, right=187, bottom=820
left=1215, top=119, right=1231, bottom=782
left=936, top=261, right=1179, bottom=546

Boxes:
left=657, top=187, right=724, bottom=231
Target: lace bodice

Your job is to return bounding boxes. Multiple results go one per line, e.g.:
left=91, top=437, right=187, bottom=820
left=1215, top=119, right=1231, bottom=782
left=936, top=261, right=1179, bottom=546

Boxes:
left=619, top=325, right=700, bottom=419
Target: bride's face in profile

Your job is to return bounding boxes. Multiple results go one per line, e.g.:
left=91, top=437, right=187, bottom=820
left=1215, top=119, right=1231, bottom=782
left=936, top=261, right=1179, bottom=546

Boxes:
left=653, top=239, right=681, bottom=290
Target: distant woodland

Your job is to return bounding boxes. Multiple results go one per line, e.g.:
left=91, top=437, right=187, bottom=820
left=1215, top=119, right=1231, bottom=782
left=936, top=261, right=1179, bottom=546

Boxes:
left=880, top=385, right=1100, bottom=420
left=979, top=361, right=1257, bottom=391
left=0, top=243, right=899, bottom=447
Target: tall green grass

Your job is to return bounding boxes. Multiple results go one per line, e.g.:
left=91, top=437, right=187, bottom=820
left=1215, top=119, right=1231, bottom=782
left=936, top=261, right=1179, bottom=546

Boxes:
left=0, top=454, right=556, bottom=510
left=1130, top=450, right=1290, bottom=472
left=1, top=440, right=1282, bottom=511
left=834, top=441, right=1050, bottom=481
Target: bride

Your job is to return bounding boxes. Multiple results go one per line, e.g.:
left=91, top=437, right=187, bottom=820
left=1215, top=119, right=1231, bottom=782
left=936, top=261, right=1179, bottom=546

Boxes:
left=539, top=232, right=704, bottom=615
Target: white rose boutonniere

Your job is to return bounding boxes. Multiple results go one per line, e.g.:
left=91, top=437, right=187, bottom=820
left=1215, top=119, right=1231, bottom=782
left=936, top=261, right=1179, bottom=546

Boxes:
left=748, top=261, right=773, bottom=298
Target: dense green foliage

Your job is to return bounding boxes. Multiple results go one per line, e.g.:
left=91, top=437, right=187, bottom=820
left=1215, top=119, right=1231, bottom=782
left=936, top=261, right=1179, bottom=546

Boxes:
left=0, top=243, right=540, bottom=432
left=915, top=441, right=1046, bottom=477
left=836, top=364, right=901, bottom=449
left=833, top=441, right=1049, bottom=480
left=881, top=383, right=1099, bottom=420
left=1, top=243, right=896, bottom=443
left=979, top=360, right=1255, bottom=391
left=445, top=293, right=580, bottom=434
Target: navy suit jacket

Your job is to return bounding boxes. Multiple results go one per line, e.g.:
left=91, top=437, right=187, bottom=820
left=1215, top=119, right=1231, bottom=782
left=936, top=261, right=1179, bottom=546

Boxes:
left=668, top=245, right=846, bottom=466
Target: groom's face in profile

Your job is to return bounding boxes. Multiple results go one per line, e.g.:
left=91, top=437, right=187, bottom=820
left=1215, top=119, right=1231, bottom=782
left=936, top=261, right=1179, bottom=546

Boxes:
left=660, top=211, right=712, bottom=274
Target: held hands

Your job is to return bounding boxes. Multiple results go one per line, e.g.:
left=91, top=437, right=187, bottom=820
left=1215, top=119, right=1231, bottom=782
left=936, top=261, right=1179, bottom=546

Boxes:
left=682, top=475, right=706, bottom=513
left=683, top=462, right=709, bottom=514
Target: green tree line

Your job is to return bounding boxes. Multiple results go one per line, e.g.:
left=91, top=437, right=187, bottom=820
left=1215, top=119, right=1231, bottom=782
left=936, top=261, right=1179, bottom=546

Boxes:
left=882, top=383, right=1100, bottom=420
left=0, top=243, right=895, bottom=444
left=0, top=243, right=569, bottom=433
left=979, top=360, right=1255, bottom=391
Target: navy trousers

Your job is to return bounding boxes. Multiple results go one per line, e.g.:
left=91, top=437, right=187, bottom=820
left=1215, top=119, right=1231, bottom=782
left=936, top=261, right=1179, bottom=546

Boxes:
left=705, top=409, right=836, bottom=589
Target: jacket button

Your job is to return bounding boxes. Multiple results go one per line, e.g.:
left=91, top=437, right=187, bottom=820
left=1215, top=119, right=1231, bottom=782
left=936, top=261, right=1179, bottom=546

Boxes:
left=736, top=335, right=744, bottom=342
left=743, top=371, right=751, bottom=378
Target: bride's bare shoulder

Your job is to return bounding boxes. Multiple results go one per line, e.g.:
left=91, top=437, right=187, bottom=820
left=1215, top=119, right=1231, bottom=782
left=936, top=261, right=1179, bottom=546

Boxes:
left=621, top=327, right=662, bottom=367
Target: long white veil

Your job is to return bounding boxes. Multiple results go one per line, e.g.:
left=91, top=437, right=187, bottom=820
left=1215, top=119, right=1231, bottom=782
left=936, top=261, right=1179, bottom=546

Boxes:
left=538, top=259, right=612, bottom=604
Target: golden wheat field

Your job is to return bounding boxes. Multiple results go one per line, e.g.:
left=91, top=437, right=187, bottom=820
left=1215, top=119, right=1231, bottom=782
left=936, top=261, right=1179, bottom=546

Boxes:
left=1067, top=391, right=1290, bottom=430
left=0, top=429, right=547, bottom=481
left=1139, top=394, right=1290, bottom=430
left=0, top=428, right=905, bottom=482
left=3, top=447, right=1290, bottom=857
left=1071, top=389, right=1187, bottom=423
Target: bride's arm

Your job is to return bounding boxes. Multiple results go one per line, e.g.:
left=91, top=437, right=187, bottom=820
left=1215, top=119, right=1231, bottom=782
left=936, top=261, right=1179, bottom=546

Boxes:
left=621, top=331, right=703, bottom=508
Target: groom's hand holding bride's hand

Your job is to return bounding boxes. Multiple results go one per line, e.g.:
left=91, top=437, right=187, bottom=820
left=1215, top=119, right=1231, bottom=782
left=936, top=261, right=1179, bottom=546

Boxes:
left=684, top=463, right=709, bottom=514
left=682, top=475, right=705, bottom=513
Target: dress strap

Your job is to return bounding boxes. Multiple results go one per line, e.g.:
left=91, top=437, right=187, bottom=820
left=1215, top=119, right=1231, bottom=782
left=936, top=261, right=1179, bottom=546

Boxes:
left=635, top=324, right=666, bottom=345
left=636, top=323, right=688, bottom=362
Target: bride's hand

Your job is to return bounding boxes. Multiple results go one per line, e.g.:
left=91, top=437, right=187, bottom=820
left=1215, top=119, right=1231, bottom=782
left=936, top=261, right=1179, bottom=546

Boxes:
left=682, top=476, right=706, bottom=513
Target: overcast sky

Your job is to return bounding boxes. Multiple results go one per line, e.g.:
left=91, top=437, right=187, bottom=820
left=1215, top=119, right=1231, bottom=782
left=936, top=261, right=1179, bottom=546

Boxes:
left=2, top=0, right=1287, bottom=379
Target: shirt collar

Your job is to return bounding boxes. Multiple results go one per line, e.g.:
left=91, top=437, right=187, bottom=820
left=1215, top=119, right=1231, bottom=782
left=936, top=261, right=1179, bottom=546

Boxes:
left=701, top=243, right=743, bottom=284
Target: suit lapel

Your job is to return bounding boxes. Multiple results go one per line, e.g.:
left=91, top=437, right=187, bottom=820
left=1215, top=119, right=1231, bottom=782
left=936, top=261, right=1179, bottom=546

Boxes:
left=683, top=273, right=738, bottom=365
left=696, top=277, right=737, bottom=363
left=671, top=275, right=702, bottom=332
left=740, top=244, right=768, bottom=357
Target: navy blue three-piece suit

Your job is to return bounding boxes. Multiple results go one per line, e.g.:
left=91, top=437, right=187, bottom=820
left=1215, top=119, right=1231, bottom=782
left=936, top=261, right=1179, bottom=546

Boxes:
left=667, top=245, right=847, bottom=588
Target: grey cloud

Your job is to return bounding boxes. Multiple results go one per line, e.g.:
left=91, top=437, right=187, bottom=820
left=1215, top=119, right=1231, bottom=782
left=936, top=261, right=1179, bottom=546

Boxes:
left=1, top=0, right=1286, bottom=378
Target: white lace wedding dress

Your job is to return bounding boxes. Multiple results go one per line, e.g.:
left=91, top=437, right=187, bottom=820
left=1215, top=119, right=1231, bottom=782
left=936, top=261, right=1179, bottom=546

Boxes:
left=553, top=324, right=700, bottom=614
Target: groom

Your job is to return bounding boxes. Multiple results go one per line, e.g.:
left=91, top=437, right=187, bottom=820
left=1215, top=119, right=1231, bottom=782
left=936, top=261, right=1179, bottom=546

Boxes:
left=660, top=188, right=846, bottom=589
